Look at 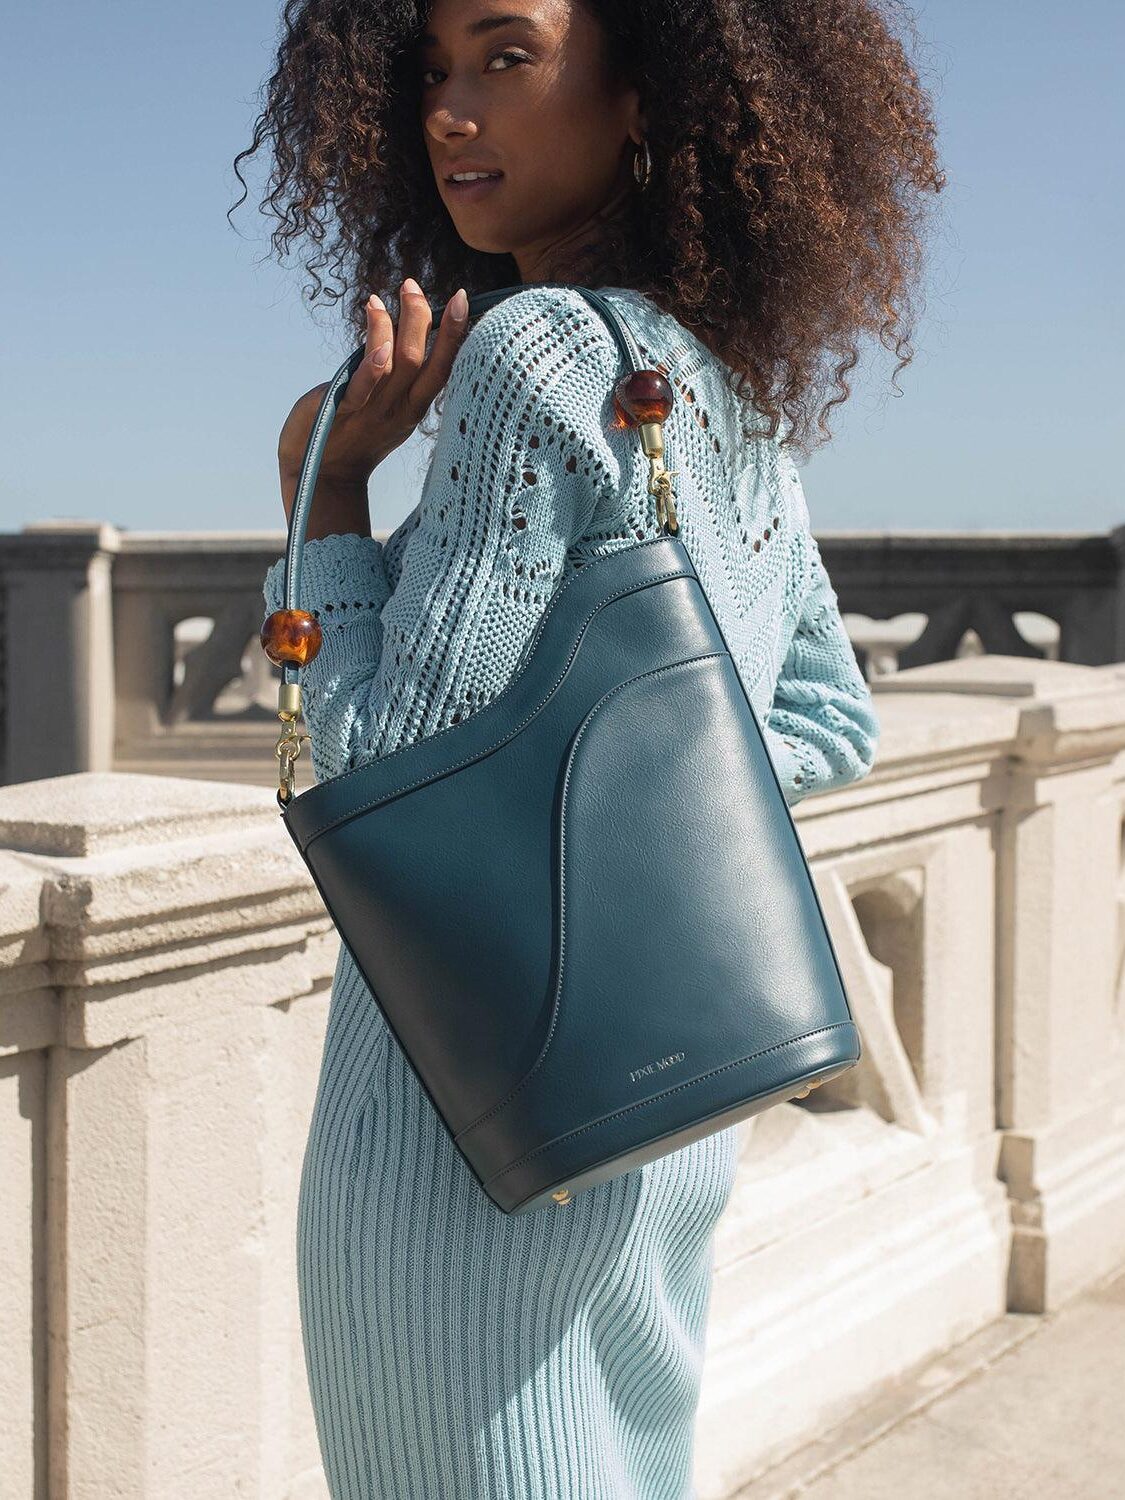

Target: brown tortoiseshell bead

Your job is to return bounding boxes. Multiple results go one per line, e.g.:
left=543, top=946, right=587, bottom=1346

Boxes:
left=260, top=608, right=322, bottom=667
left=613, top=370, right=675, bottom=428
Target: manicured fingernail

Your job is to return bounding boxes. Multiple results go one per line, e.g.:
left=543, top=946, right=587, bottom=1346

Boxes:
left=371, top=339, right=392, bottom=366
left=368, top=293, right=384, bottom=309
left=449, top=287, right=468, bottom=322
left=402, top=277, right=423, bottom=296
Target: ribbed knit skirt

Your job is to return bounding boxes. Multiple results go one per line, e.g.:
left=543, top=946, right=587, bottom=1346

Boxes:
left=296, top=945, right=741, bottom=1500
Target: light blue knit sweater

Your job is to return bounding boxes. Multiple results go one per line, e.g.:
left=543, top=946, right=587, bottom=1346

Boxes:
left=263, top=284, right=879, bottom=1500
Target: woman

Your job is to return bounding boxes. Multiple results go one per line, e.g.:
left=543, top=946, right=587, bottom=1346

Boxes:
left=239, top=1, right=943, bottom=1494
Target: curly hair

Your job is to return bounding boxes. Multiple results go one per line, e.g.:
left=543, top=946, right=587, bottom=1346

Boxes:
left=231, top=0, right=945, bottom=454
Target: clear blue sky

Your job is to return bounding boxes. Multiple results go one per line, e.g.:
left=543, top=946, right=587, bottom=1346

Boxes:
left=2, top=0, right=1120, bottom=539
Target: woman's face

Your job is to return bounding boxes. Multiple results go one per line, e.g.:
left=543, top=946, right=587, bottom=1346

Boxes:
left=417, top=0, right=644, bottom=282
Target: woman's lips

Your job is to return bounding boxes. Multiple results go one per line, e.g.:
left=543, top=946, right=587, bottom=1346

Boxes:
left=445, top=172, right=504, bottom=201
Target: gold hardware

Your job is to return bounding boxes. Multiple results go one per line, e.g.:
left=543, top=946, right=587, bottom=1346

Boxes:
left=637, top=419, right=680, bottom=534
left=551, top=1188, right=572, bottom=1205
left=275, top=683, right=310, bottom=807
left=651, top=469, right=679, bottom=534
left=638, top=420, right=665, bottom=461
left=792, top=1077, right=827, bottom=1100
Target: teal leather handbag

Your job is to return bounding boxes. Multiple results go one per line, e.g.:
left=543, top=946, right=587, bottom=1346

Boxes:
left=261, top=283, right=861, bottom=1215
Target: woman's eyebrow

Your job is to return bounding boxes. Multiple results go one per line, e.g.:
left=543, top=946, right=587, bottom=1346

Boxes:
left=420, top=15, right=541, bottom=47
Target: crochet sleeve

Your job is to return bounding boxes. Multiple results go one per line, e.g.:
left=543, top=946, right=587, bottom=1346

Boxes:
left=262, top=287, right=629, bottom=783
left=762, top=458, right=880, bottom=806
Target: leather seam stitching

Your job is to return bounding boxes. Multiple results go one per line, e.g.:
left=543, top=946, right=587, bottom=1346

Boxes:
left=482, top=1021, right=856, bottom=1185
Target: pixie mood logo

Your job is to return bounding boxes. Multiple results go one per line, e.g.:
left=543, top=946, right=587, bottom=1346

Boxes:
left=628, top=1050, right=686, bottom=1085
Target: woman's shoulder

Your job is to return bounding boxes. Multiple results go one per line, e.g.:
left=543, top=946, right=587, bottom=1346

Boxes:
left=456, top=284, right=620, bottom=378
left=594, top=287, right=792, bottom=477
left=595, top=287, right=763, bottom=438
left=437, top=281, right=795, bottom=529
left=596, top=285, right=710, bottom=368
left=434, top=286, right=627, bottom=466
left=453, top=283, right=704, bottom=381
left=451, top=282, right=737, bottom=394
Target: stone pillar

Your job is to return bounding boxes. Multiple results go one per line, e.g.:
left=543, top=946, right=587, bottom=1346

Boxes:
left=870, top=654, right=1125, bottom=1313
left=2, top=521, right=120, bottom=784
left=997, top=661, right=1125, bottom=1310
left=0, top=772, right=338, bottom=1498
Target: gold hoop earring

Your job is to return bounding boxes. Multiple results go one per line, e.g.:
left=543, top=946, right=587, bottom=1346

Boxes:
left=633, top=138, right=653, bottom=191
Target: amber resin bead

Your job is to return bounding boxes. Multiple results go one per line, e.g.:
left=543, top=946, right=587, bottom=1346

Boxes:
left=260, top=608, right=322, bottom=667
left=613, top=370, right=675, bottom=428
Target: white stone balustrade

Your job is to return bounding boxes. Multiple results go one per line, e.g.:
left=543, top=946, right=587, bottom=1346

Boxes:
left=2, top=653, right=1124, bottom=1499
left=5, top=520, right=1125, bottom=791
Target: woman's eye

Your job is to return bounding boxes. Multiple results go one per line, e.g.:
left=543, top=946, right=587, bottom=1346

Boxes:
left=486, top=50, right=529, bottom=71
left=421, top=51, right=528, bottom=86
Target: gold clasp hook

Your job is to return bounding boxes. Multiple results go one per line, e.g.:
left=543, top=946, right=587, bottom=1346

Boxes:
left=274, top=683, right=309, bottom=808
left=636, top=416, right=680, bottom=535
left=650, top=464, right=680, bottom=534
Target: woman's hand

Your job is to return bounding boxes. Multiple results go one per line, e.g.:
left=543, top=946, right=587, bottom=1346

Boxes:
left=278, top=279, right=470, bottom=527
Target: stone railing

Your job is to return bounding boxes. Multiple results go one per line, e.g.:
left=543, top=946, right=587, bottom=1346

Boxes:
left=2, top=521, right=1125, bottom=791
left=2, top=653, right=1124, bottom=1498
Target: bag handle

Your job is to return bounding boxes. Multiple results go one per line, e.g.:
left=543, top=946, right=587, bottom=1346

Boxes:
left=261, top=282, right=681, bottom=806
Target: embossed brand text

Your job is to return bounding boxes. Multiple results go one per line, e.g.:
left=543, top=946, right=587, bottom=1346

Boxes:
left=628, top=1050, right=686, bottom=1085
